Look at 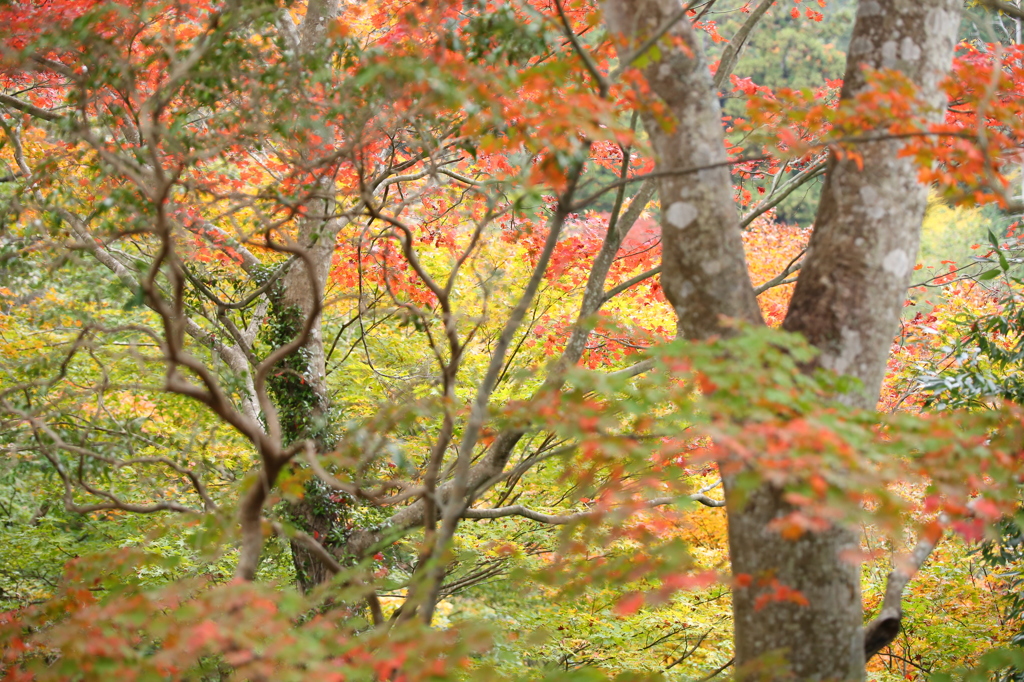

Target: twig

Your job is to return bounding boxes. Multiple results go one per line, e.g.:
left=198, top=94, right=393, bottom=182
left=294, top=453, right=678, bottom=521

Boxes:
left=0, top=93, right=62, bottom=121
left=753, top=250, right=805, bottom=295
left=978, top=0, right=1024, bottom=20
left=694, top=656, right=734, bottom=682
left=740, top=158, right=828, bottom=229
left=553, top=0, right=609, bottom=97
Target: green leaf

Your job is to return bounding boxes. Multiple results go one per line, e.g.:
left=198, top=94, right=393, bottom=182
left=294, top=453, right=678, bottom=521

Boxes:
left=988, top=229, right=1010, bottom=272
left=977, top=268, right=1001, bottom=281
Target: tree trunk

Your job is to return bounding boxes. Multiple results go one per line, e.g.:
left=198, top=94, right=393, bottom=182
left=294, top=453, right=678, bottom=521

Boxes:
left=602, top=0, right=961, bottom=678
left=270, top=209, right=347, bottom=593
left=728, top=3, right=961, bottom=677
left=726, top=486, right=864, bottom=680
left=601, top=0, right=764, bottom=341
left=783, top=0, right=962, bottom=407
left=266, top=0, right=347, bottom=592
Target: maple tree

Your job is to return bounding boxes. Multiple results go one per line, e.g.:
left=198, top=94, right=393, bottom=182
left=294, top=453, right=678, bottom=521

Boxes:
left=0, top=0, right=1023, bottom=680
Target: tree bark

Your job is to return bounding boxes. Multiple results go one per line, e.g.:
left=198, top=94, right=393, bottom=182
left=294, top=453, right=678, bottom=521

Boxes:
left=267, top=0, right=347, bottom=592
left=783, top=0, right=962, bottom=407
left=271, top=205, right=348, bottom=592
left=602, top=0, right=961, bottom=678
left=602, top=0, right=764, bottom=340
left=725, top=2, right=959, bottom=677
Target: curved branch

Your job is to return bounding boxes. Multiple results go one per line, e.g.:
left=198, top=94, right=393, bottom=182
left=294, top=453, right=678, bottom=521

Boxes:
left=573, top=131, right=974, bottom=212
left=184, top=255, right=294, bottom=311
left=604, top=357, right=656, bottom=380
left=270, top=520, right=385, bottom=626
left=601, top=265, right=661, bottom=305
left=186, top=221, right=264, bottom=274
left=740, top=159, right=828, bottom=229
left=14, top=410, right=203, bottom=515
left=753, top=250, right=805, bottom=295
left=250, top=235, right=323, bottom=450
left=554, top=0, right=609, bottom=97
left=712, top=0, right=774, bottom=91
left=863, top=529, right=943, bottom=661
left=978, top=0, right=1024, bottom=20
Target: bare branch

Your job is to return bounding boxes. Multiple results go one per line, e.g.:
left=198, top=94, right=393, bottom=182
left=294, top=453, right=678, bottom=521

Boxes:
left=753, top=250, right=805, bottom=296
left=690, top=493, right=726, bottom=508
left=740, top=158, right=828, bottom=229
left=463, top=503, right=590, bottom=524
left=713, top=0, right=774, bottom=90
left=602, top=265, right=661, bottom=305
left=978, top=0, right=1024, bottom=20
left=0, top=93, right=63, bottom=122
left=10, top=408, right=204, bottom=515
left=250, top=237, right=323, bottom=449
left=186, top=221, right=264, bottom=274
left=694, top=657, right=734, bottom=682
left=64, top=212, right=262, bottom=423
left=271, top=520, right=343, bottom=575
left=571, top=156, right=767, bottom=211
left=557, top=158, right=655, bottom=374
left=184, top=255, right=294, bottom=311
left=554, top=0, right=609, bottom=97
left=604, top=357, right=656, bottom=380
left=863, top=529, right=943, bottom=661
left=573, top=131, right=973, bottom=212
left=665, top=627, right=714, bottom=670
left=462, top=490, right=724, bottom=524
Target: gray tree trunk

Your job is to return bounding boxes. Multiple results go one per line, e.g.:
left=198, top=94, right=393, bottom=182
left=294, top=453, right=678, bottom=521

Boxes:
left=602, top=0, right=764, bottom=339
left=267, top=0, right=347, bottom=591
left=601, top=0, right=961, bottom=678
left=783, top=0, right=962, bottom=406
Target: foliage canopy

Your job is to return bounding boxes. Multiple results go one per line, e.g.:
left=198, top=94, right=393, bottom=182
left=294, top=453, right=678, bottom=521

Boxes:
left=1, top=0, right=1024, bottom=680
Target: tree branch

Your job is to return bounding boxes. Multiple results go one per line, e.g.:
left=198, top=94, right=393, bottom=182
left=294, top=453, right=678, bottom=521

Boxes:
left=753, top=250, right=805, bottom=295
left=740, top=158, right=827, bottom=229
left=186, top=221, right=264, bottom=274
left=863, top=530, right=943, bottom=661
left=462, top=491, right=724, bottom=524
left=0, top=93, right=63, bottom=122
left=601, top=265, right=661, bottom=305
left=694, top=657, right=734, bottom=682
left=604, top=357, right=656, bottom=380
left=554, top=0, right=609, bottom=97
left=978, top=0, right=1024, bottom=20
left=713, top=0, right=774, bottom=90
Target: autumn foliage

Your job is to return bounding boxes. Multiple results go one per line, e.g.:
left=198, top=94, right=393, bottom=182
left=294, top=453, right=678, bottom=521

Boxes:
left=0, top=0, right=1023, bottom=680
